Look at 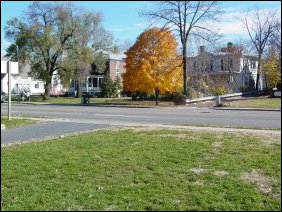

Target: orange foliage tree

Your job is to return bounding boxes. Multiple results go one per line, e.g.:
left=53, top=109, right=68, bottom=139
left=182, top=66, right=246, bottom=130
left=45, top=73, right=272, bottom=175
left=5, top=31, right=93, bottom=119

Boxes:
left=122, top=28, right=182, bottom=105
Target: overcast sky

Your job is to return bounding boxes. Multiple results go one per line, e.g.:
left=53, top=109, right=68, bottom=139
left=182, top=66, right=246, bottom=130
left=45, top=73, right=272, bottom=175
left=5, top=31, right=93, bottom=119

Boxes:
left=1, top=1, right=281, bottom=55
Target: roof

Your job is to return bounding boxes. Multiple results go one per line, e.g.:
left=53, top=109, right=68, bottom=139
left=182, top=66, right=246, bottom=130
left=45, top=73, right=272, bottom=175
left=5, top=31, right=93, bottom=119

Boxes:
left=96, top=50, right=126, bottom=61
left=105, top=51, right=126, bottom=60
left=188, top=51, right=258, bottom=60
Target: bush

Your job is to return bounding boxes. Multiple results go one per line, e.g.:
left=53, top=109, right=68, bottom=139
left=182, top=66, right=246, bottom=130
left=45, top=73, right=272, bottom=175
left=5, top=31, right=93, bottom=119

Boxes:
left=40, top=93, right=47, bottom=101
left=161, top=92, right=174, bottom=101
left=172, top=92, right=186, bottom=105
left=131, top=91, right=149, bottom=100
left=187, top=88, right=203, bottom=99
left=212, top=86, right=227, bottom=96
left=100, top=75, right=121, bottom=98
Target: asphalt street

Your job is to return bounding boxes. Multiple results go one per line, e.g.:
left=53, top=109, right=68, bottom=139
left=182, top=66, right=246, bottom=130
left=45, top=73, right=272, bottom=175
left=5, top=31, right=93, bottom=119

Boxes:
left=1, top=103, right=281, bottom=128
left=1, top=103, right=281, bottom=144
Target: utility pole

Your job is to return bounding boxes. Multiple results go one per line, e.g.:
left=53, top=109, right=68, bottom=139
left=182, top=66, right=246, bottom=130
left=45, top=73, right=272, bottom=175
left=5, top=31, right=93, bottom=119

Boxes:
left=8, top=60, right=11, bottom=120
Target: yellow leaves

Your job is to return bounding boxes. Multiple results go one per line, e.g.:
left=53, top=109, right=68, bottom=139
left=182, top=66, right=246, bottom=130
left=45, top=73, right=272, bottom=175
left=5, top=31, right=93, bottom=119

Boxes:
left=123, top=28, right=182, bottom=94
left=262, top=53, right=281, bottom=88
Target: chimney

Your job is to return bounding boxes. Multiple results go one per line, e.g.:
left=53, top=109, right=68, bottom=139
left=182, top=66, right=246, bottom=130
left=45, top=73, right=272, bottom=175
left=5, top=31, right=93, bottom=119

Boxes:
left=227, top=42, right=233, bottom=48
left=199, top=46, right=205, bottom=54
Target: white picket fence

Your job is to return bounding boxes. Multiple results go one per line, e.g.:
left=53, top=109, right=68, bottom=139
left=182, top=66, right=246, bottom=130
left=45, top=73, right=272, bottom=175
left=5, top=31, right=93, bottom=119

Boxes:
left=186, top=91, right=258, bottom=104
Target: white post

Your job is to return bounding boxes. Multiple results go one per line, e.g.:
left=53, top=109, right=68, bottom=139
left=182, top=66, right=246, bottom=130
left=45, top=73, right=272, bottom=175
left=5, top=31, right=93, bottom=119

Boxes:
left=86, top=77, right=89, bottom=93
left=8, top=61, right=11, bottom=120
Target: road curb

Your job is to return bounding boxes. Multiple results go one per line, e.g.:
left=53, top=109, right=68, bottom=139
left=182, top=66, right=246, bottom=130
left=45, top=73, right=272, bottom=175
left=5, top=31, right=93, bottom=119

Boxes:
left=212, top=107, right=281, bottom=112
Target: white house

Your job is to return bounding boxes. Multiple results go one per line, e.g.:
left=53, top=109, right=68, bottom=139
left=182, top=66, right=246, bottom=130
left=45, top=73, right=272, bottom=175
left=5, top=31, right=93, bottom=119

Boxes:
left=1, top=57, right=65, bottom=96
left=1, top=59, right=19, bottom=94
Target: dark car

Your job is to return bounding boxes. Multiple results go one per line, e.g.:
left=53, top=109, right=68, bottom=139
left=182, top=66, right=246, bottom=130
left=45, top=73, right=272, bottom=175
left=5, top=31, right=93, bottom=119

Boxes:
left=1, top=91, right=7, bottom=102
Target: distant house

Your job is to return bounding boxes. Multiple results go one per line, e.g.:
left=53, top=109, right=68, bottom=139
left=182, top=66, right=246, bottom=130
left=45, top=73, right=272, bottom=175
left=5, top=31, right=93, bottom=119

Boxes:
left=1, top=57, right=65, bottom=96
left=188, top=42, right=264, bottom=92
left=68, top=51, right=126, bottom=96
left=1, top=58, right=19, bottom=94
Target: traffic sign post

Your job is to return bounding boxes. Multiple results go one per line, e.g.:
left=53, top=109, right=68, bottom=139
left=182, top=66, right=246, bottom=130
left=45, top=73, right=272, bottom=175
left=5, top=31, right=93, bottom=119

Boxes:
left=8, top=61, right=11, bottom=120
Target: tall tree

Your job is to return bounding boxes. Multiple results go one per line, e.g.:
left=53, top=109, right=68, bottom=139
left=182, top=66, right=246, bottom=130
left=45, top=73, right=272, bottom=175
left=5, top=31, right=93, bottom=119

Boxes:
left=59, top=9, right=114, bottom=98
left=262, top=50, right=281, bottom=90
left=4, top=1, right=78, bottom=96
left=237, top=9, right=280, bottom=90
left=122, top=28, right=182, bottom=105
left=140, top=1, right=222, bottom=98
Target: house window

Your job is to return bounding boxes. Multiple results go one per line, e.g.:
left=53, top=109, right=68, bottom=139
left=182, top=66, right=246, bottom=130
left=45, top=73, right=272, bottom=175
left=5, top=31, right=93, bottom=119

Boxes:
left=251, top=61, right=256, bottom=69
left=116, top=62, right=120, bottom=74
left=221, top=59, right=224, bottom=71
left=243, top=75, right=249, bottom=87
left=98, top=78, right=103, bottom=88
left=210, top=60, right=213, bottom=72
left=35, top=83, right=39, bottom=89
left=88, top=78, right=92, bottom=87
left=93, top=77, right=98, bottom=87
left=229, top=59, right=233, bottom=69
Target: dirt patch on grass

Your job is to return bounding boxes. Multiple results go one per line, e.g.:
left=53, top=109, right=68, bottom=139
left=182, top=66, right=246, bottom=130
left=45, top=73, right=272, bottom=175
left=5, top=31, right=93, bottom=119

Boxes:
left=191, top=168, right=209, bottom=174
left=191, top=180, right=205, bottom=186
left=213, top=171, right=229, bottom=177
left=150, top=134, right=188, bottom=138
left=104, top=205, right=118, bottom=211
left=260, top=135, right=281, bottom=147
left=241, top=170, right=277, bottom=196
left=212, top=142, right=223, bottom=148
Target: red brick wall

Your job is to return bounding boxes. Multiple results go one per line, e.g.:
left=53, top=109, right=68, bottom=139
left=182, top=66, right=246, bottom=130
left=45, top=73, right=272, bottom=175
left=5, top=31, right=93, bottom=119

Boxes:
left=109, top=60, right=126, bottom=81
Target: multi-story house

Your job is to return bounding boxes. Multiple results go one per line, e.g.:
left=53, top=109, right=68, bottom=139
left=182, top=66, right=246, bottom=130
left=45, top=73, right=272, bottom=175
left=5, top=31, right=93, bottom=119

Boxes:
left=188, top=42, right=263, bottom=92
left=68, top=51, right=126, bottom=96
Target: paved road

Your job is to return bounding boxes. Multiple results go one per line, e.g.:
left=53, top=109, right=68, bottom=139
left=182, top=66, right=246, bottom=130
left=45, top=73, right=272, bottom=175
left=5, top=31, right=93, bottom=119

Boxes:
left=1, top=121, right=108, bottom=144
left=1, top=103, right=281, bottom=128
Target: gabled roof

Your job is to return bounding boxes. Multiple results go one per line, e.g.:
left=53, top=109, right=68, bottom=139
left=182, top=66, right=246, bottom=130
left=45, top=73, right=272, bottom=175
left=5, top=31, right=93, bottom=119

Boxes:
left=96, top=50, right=126, bottom=61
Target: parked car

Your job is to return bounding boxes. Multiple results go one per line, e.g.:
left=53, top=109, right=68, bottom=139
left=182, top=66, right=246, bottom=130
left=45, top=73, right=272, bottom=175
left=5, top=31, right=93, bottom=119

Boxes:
left=1, top=91, right=7, bottom=102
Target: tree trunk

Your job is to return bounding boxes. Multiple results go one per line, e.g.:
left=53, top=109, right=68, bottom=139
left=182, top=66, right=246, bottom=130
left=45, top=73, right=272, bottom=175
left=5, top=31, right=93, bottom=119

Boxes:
left=76, top=78, right=82, bottom=98
left=182, top=42, right=188, bottom=98
left=45, top=79, right=51, bottom=97
left=155, top=88, right=159, bottom=106
left=256, top=56, right=261, bottom=91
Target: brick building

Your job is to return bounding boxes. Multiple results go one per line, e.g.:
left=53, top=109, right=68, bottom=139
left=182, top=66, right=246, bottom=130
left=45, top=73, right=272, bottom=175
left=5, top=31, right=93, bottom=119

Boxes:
left=68, top=51, right=126, bottom=96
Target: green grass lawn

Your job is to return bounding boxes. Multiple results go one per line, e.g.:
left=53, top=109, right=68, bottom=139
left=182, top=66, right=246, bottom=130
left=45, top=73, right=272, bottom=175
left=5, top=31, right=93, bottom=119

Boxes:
left=1, top=127, right=281, bottom=211
left=1, top=117, right=36, bottom=129
left=230, top=97, right=281, bottom=108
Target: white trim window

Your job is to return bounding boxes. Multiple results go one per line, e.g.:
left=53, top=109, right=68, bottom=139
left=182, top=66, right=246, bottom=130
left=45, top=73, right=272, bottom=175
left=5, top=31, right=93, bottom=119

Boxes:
left=34, top=82, right=39, bottom=89
left=116, top=62, right=120, bottom=76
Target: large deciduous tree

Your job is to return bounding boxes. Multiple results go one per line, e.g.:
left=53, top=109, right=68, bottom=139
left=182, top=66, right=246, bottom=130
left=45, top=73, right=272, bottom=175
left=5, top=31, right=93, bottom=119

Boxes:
left=140, top=1, right=222, bottom=99
left=59, top=10, right=114, bottom=98
left=4, top=1, right=78, bottom=96
left=122, top=28, right=182, bottom=105
left=238, top=9, right=280, bottom=90
left=262, top=50, right=281, bottom=90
